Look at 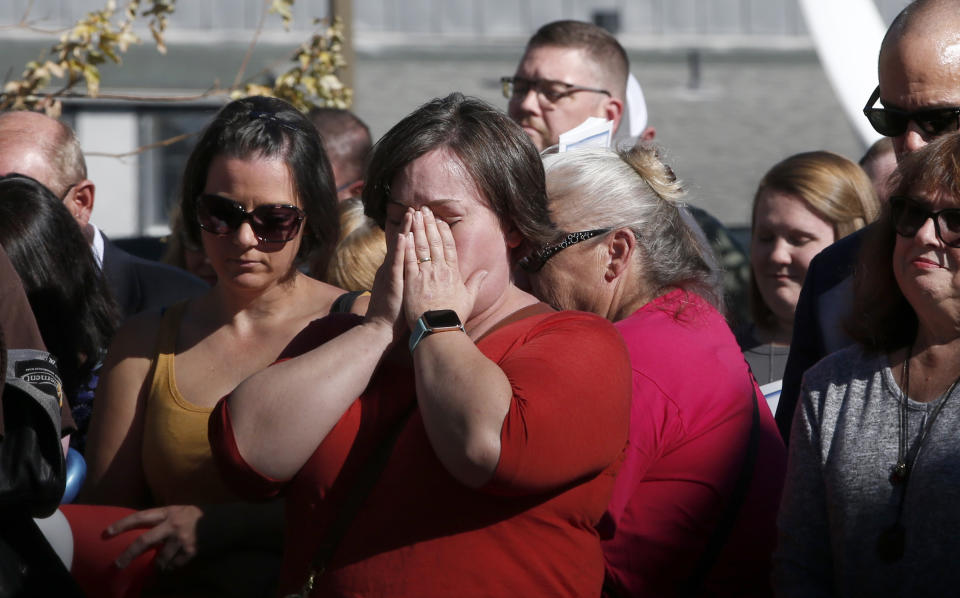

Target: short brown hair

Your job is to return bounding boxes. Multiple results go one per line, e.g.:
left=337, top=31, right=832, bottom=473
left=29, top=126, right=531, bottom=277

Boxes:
left=527, top=20, right=629, bottom=101
left=749, top=151, right=880, bottom=330
left=363, top=93, right=554, bottom=247
left=847, top=132, right=960, bottom=352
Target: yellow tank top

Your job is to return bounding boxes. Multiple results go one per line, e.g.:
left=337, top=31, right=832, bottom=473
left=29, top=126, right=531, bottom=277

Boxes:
left=141, top=301, right=234, bottom=506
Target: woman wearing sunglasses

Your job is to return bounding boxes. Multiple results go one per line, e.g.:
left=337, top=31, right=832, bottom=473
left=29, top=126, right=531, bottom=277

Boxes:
left=775, top=132, right=960, bottom=595
left=522, top=146, right=786, bottom=597
left=79, top=96, right=342, bottom=596
left=208, top=93, right=632, bottom=597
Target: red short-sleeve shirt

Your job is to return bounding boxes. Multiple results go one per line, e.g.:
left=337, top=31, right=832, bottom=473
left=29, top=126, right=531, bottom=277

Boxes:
left=210, top=309, right=631, bottom=597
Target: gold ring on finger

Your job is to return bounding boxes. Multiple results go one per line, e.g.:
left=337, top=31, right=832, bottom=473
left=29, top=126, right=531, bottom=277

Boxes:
left=418, top=256, right=432, bottom=264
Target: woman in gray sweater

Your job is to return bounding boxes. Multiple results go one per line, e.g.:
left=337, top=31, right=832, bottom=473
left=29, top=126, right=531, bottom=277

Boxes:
left=774, top=132, right=960, bottom=596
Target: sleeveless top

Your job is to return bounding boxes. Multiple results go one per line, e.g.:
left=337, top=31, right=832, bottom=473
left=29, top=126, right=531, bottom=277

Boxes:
left=141, top=301, right=234, bottom=506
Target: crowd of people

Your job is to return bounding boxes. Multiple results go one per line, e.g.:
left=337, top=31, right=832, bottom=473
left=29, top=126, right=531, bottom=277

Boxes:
left=3, top=0, right=960, bottom=596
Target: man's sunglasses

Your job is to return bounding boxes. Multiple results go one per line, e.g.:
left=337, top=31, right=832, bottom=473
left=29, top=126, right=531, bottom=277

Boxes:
left=889, top=195, right=960, bottom=247
left=501, top=76, right=610, bottom=105
left=519, top=228, right=611, bottom=273
left=196, top=194, right=305, bottom=243
left=863, top=86, right=960, bottom=138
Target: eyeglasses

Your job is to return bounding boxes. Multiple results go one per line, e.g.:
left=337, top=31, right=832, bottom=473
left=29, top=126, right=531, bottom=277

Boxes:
left=889, top=195, right=960, bottom=247
left=863, top=86, right=960, bottom=138
left=519, top=228, right=611, bottom=273
left=196, top=194, right=305, bottom=243
left=501, top=76, right=610, bottom=105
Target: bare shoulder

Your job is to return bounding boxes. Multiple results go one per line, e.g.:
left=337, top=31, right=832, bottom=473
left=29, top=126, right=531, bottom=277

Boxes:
left=299, top=275, right=351, bottom=318
left=100, top=306, right=166, bottom=374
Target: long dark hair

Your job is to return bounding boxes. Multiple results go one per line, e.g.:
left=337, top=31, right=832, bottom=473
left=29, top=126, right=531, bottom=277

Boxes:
left=0, top=173, right=119, bottom=394
left=180, top=96, right=339, bottom=275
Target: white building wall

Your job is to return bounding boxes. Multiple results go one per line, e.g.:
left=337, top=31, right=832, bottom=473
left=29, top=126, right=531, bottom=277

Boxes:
left=76, top=112, right=140, bottom=237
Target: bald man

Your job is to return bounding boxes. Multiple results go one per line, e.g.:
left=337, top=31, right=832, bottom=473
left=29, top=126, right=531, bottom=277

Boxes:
left=0, top=111, right=207, bottom=319
left=873, top=0, right=960, bottom=159
left=777, top=0, right=960, bottom=441
left=308, top=107, right=372, bottom=201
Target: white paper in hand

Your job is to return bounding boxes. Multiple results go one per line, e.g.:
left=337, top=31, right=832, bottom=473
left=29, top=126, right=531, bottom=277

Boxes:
left=557, top=117, right=613, bottom=152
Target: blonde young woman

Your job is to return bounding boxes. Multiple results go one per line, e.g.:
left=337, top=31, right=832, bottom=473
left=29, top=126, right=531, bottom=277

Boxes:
left=739, top=151, right=880, bottom=386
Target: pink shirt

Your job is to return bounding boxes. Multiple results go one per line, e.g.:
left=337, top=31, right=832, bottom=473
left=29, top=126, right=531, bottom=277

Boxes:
left=600, top=290, right=786, bottom=597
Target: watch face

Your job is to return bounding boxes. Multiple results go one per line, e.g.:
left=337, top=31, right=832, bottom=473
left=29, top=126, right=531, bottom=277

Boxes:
left=423, top=309, right=462, bottom=329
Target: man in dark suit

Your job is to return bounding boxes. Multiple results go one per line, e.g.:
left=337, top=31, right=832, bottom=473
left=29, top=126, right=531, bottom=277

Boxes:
left=778, top=0, right=960, bottom=442
left=0, top=110, right=207, bottom=319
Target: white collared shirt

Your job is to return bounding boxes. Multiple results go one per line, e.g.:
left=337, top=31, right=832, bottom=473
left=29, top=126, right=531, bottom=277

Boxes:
left=90, top=225, right=105, bottom=269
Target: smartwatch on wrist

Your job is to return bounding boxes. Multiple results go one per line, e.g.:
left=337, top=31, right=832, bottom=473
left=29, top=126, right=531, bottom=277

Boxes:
left=409, top=309, right=465, bottom=353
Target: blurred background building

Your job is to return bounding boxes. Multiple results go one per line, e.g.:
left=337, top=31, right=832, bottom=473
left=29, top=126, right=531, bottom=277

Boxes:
left=0, top=0, right=909, bottom=240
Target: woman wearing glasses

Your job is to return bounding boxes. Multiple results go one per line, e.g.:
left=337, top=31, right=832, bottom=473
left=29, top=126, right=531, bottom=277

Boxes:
left=774, top=133, right=960, bottom=595
left=522, top=146, right=786, bottom=597
left=79, top=96, right=342, bottom=596
left=209, top=93, right=631, bottom=597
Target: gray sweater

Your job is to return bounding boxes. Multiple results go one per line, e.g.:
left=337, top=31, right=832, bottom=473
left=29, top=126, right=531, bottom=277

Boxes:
left=773, top=344, right=960, bottom=597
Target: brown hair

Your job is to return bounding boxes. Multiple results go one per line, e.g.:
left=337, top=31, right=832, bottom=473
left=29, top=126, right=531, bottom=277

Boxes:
left=749, top=151, right=880, bottom=330
left=180, top=96, right=338, bottom=276
left=308, top=107, right=372, bottom=185
left=847, top=132, right=960, bottom=352
left=526, top=20, right=629, bottom=101
left=363, top=93, right=554, bottom=248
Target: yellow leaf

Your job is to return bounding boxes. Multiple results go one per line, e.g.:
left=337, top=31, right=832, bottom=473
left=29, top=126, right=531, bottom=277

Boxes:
left=268, top=0, right=294, bottom=31
left=150, top=24, right=167, bottom=54
left=83, top=64, right=101, bottom=96
left=46, top=61, right=65, bottom=78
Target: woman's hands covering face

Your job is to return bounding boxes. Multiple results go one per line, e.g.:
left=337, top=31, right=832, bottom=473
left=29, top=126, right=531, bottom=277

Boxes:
left=402, top=206, right=486, bottom=329
left=366, top=206, right=488, bottom=339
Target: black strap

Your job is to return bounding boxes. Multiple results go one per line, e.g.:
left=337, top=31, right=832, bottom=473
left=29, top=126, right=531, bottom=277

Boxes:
left=678, top=389, right=761, bottom=597
left=330, top=290, right=369, bottom=314
left=286, top=405, right=413, bottom=597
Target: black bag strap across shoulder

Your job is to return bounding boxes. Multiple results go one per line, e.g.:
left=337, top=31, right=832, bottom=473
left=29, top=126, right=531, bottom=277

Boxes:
left=284, top=404, right=414, bottom=598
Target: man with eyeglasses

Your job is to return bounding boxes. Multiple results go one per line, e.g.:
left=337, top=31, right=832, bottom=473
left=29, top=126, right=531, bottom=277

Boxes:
left=504, top=20, right=653, bottom=152
left=506, top=21, right=758, bottom=329
left=0, top=110, right=207, bottom=319
left=777, top=0, right=960, bottom=443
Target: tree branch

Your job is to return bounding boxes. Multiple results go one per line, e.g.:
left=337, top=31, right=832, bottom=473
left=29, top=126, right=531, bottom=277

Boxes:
left=85, top=131, right=196, bottom=159
left=233, top=0, right=273, bottom=89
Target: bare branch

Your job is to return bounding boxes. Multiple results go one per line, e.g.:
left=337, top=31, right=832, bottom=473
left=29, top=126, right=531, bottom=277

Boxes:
left=85, top=131, right=196, bottom=159
left=57, top=87, right=225, bottom=103
left=233, top=0, right=273, bottom=89
left=19, top=0, right=36, bottom=24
